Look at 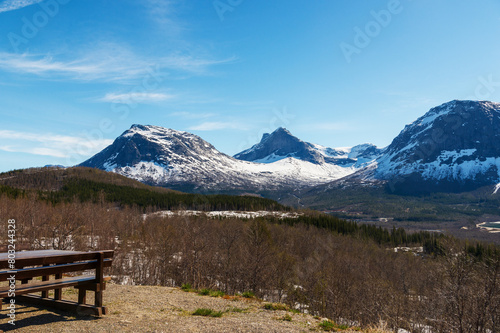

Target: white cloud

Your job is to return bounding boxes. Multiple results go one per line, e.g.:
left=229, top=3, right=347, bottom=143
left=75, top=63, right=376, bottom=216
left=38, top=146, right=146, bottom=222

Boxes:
left=0, top=130, right=113, bottom=158
left=0, top=0, right=43, bottom=13
left=0, top=146, right=67, bottom=158
left=0, top=48, right=236, bottom=81
left=188, top=122, right=243, bottom=131
left=100, top=92, right=175, bottom=103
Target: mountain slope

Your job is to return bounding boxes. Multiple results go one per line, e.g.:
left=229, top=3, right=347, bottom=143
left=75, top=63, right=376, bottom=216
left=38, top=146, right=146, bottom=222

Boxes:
left=79, top=125, right=354, bottom=193
left=372, top=100, right=500, bottom=193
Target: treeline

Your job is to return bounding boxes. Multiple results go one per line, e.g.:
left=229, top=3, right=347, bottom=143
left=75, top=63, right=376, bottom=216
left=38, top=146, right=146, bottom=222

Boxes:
left=0, top=167, right=157, bottom=191
left=273, top=214, right=446, bottom=254
left=50, top=179, right=289, bottom=211
left=0, top=177, right=289, bottom=212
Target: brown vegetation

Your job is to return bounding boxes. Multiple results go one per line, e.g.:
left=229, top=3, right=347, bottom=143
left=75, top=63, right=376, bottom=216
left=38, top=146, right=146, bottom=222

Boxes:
left=0, top=169, right=499, bottom=332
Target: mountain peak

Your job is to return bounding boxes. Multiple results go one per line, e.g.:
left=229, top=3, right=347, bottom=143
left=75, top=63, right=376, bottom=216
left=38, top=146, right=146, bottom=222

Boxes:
left=123, top=124, right=188, bottom=139
left=260, top=127, right=294, bottom=142
left=235, top=127, right=381, bottom=166
left=272, top=127, right=292, bottom=135
left=234, top=127, right=326, bottom=164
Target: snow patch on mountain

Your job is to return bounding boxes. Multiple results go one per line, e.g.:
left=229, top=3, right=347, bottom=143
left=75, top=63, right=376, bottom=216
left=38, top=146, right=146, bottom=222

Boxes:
left=311, top=144, right=350, bottom=158
left=421, top=156, right=500, bottom=181
left=113, top=161, right=172, bottom=183
left=252, top=153, right=297, bottom=163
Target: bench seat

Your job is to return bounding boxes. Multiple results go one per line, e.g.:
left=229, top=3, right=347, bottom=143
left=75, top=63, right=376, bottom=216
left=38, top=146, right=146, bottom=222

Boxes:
left=0, top=275, right=112, bottom=298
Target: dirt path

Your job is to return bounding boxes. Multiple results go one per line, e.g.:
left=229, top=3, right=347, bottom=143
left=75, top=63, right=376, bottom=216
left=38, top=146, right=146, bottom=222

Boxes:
left=0, top=284, right=346, bottom=332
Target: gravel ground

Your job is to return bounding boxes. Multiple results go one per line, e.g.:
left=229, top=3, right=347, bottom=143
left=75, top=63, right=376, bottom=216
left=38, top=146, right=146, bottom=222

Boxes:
left=0, top=284, right=346, bottom=333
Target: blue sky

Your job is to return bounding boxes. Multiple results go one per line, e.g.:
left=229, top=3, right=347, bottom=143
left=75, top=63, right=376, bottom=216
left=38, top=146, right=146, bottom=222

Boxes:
left=1, top=0, right=500, bottom=171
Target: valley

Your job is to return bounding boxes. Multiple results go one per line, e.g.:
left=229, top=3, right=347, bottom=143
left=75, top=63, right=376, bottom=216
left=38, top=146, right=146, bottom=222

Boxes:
left=73, top=100, right=500, bottom=243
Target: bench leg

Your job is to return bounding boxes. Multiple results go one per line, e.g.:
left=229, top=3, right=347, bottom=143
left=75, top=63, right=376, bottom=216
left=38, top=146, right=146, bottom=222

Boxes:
left=54, top=273, right=62, bottom=300
left=78, top=289, right=87, bottom=305
left=95, top=290, right=103, bottom=308
left=41, top=275, right=49, bottom=298
left=95, top=252, right=104, bottom=309
left=41, top=265, right=49, bottom=298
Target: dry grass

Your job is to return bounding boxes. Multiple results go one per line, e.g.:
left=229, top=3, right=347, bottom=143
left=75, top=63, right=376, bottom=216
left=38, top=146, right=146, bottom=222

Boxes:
left=0, top=284, right=392, bottom=332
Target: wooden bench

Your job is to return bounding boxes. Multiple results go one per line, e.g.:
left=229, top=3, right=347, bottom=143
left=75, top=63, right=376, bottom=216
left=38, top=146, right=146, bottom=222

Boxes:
left=0, top=250, right=114, bottom=317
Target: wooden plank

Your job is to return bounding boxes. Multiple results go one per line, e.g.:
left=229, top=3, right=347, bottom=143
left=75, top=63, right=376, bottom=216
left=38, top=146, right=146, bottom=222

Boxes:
left=0, top=250, right=85, bottom=262
left=0, top=258, right=112, bottom=280
left=15, top=294, right=105, bottom=317
left=75, top=277, right=111, bottom=292
left=0, top=250, right=114, bottom=270
left=0, top=276, right=95, bottom=298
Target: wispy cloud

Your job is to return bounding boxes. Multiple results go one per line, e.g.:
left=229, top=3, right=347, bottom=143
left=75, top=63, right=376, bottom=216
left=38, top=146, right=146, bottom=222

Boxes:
left=144, top=0, right=184, bottom=34
left=100, top=92, right=175, bottom=103
left=0, top=0, right=43, bottom=13
left=170, top=111, right=217, bottom=119
left=0, top=146, right=68, bottom=158
left=0, top=47, right=236, bottom=81
left=0, top=130, right=112, bottom=158
left=188, top=121, right=244, bottom=131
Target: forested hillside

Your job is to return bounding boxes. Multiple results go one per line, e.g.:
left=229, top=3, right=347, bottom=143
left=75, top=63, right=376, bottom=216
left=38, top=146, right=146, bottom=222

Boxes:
left=0, top=166, right=498, bottom=332
left=0, top=167, right=288, bottom=212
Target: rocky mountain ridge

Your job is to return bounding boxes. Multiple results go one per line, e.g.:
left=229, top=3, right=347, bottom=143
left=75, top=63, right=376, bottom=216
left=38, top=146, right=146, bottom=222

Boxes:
left=79, top=125, right=358, bottom=193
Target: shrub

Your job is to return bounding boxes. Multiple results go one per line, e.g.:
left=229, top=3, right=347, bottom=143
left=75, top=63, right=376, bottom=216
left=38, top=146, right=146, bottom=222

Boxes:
left=241, top=291, right=255, bottom=298
left=209, top=290, right=225, bottom=297
left=192, top=308, right=223, bottom=317
left=263, top=303, right=288, bottom=311
left=181, top=283, right=192, bottom=292
left=227, top=307, right=246, bottom=313
left=318, top=320, right=352, bottom=331
left=319, top=320, right=335, bottom=331
left=198, top=288, right=210, bottom=296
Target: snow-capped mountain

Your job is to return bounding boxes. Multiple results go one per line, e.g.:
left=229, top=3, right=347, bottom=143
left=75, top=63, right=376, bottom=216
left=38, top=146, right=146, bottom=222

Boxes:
left=79, top=125, right=359, bottom=193
left=364, top=100, right=500, bottom=193
left=80, top=100, right=500, bottom=196
left=234, top=127, right=381, bottom=167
